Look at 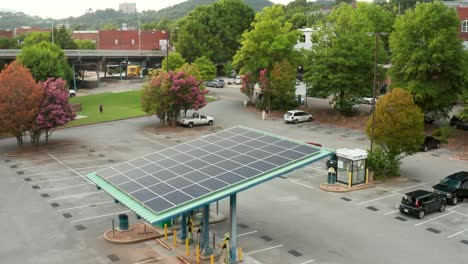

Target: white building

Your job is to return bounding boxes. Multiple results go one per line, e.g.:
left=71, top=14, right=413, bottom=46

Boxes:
left=295, top=28, right=316, bottom=50
left=119, top=2, right=137, bottom=14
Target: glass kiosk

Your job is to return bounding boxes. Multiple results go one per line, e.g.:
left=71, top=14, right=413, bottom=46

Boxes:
left=335, top=148, right=368, bottom=187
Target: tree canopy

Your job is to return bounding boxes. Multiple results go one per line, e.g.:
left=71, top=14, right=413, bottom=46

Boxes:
left=161, top=52, right=187, bottom=72
left=194, top=56, right=216, bottom=81
left=389, top=2, right=464, bottom=116
left=176, top=0, right=255, bottom=63
left=17, top=42, right=73, bottom=84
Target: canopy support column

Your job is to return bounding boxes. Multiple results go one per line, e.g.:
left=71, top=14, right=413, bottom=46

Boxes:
left=230, top=194, right=237, bottom=263
left=201, top=204, right=212, bottom=256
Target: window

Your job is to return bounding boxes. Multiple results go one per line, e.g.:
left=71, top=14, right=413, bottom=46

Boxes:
left=462, top=181, right=468, bottom=189
left=131, top=39, right=135, bottom=45
left=299, top=35, right=306, bottom=43
left=114, top=39, right=118, bottom=45
left=462, top=20, right=468, bottom=33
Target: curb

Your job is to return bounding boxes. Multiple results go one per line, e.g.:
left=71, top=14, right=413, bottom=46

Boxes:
left=319, top=182, right=376, bottom=193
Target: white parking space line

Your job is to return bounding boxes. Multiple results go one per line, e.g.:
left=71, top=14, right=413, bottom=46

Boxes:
left=30, top=176, right=81, bottom=184
left=70, top=210, right=131, bottom=223
left=245, top=244, right=284, bottom=255
left=393, top=183, right=426, bottom=192
left=237, top=231, right=258, bottom=237
left=375, top=186, right=404, bottom=196
left=47, top=191, right=102, bottom=201
left=289, top=180, right=314, bottom=189
left=38, top=183, right=94, bottom=193
left=58, top=201, right=114, bottom=212
left=24, top=165, right=109, bottom=176
left=448, top=228, right=468, bottom=238
left=358, top=193, right=399, bottom=205
left=448, top=209, right=468, bottom=217
left=132, top=257, right=165, bottom=264
left=48, top=153, right=93, bottom=184
left=384, top=210, right=399, bottom=215
left=299, top=260, right=315, bottom=264
left=414, top=211, right=454, bottom=226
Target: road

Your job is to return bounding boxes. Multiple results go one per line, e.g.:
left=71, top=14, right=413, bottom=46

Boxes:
left=0, top=81, right=466, bottom=264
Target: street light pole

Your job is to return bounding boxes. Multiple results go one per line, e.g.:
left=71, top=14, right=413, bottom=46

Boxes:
left=138, top=15, right=141, bottom=54
left=367, top=32, right=388, bottom=153
left=51, top=20, right=54, bottom=43
left=166, top=31, right=170, bottom=71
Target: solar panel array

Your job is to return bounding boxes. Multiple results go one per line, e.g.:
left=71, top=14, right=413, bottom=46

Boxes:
left=96, top=127, right=319, bottom=214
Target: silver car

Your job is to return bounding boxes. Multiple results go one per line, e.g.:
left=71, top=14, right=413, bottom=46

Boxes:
left=284, top=110, right=313, bottom=124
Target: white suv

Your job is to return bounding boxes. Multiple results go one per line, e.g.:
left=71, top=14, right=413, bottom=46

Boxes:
left=284, top=110, right=313, bottom=124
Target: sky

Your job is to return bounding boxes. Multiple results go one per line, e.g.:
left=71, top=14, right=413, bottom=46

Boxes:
left=1, top=0, right=295, bottom=19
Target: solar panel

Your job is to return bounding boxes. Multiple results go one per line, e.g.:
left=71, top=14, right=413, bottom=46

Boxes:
left=96, top=126, right=320, bottom=214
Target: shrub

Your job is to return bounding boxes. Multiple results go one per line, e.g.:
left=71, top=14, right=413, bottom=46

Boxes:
left=366, top=146, right=401, bottom=179
left=432, top=125, right=455, bottom=144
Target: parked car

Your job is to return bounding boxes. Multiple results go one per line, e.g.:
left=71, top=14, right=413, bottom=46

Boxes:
left=433, top=171, right=468, bottom=205
left=424, top=112, right=435, bottom=123
left=420, top=136, right=440, bottom=152
left=69, top=89, right=76, bottom=97
left=283, top=110, right=313, bottom=124
left=449, top=115, right=468, bottom=130
left=234, top=75, right=242, bottom=85
left=177, top=112, right=214, bottom=128
left=358, top=97, right=375, bottom=105
left=399, top=190, right=446, bottom=219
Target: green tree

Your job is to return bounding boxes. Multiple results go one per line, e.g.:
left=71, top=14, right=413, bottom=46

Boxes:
left=75, top=39, right=96, bottom=49
left=389, top=2, right=464, bottom=117
left=194, top=56, right=216, bottom=81
left=161, top=52, right=186, bottom=72
left=54, top=26, right=78, bottom=49
left=270, top=59, right=297, bottom=111
left=233, top=5, right=300, bottom=84
left=176, top=0, right=255, bottom=63
left=366, top=88, right=424, bottom=176
left=22, top=32, right=50, bottom=46
left=303, top=3, right=392, bottom=113
left=178, top=63, right=202, bottom=81
left=0, top=37, right=18, bottom=49
left=17, top=42, right=73, bottom=83
left=101, top=23, right=118, bottom=30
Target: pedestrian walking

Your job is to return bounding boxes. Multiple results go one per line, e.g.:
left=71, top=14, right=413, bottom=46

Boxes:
left=99, top=104, right=103, bottom=113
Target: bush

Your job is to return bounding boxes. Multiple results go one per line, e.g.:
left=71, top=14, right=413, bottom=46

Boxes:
left=366, top=146, right=401, bottom=179
left=432, top=125, right=455, bottom=143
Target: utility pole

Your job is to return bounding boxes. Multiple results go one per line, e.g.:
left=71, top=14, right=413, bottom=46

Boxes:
left=166, top=31, right=170, bottom=71
left=51, top=20, right=54, bottom=43
left=138, top=15, right=141, bottom=53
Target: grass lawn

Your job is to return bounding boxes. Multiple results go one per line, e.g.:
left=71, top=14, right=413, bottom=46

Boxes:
left=68, top=90, right=146, bottom=127
left=67, top=90, right=215, bottom=127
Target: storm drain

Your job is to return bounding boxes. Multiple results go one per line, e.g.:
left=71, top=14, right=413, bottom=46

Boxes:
left=80, top=145, right=87, bottom=148
left=288, top=250, right=303, bottom=257
left=17, top=171, right=24, bottom=175
left=50, top=203, right=60, bottom=208
left=107, top=254, right=120, bottom=262
left=431, top=154, right=440, bottom=157
left=394, top=216, right=407, bottom=222
left=460, top=240, right=468, bottom=246
left=32, top=185, right=40, bottom=189
left=238, top=223, right=249, bottom=229
left=75, top=225, right=86, bottom=231
left=24, top=178, right=31, bottom=182
left=260, top=235, right=272, bottom=241
left=89, top=149, right=95, bottom=153
left=366, top=206, right=379, bottom=211
left=426, top=228, right=440, bottom=234
left=341, top=197, right=352, bottom=201
left=10, top=164, right=17, bottom=168
left=411, top=179, right=422, bottom=183
left=98, top=154, right=105, bottom=157
left=63, top=213, right=72, bottom=219
left=41, top=193, right=50, bottom=198
left=5, top=159, right=11, bottom=162
left=176, top=140, right=182, bottom=143
left=165, top=136, right=171, bottom=139
left=108, top=160, right=115, bottom=163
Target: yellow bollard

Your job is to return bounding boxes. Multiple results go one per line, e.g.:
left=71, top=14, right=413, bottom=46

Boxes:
left=348, top=172, right=352, bottom=188
left=164, top=224, right=168, bottom=240
left=186, top=239, right=189, bottom=256
left=173, top=230, right=177, bottom=247
left=365, top=168, right=369, bottom=184
left=238, top=247, right=243, bottom=261
left=210, top=255, right=214, bottom=264
left=196, top=245, right=200, bottom=263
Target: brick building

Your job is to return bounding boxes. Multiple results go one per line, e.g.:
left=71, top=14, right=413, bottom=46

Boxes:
left=0, top=30, right=13, bottom=38
left=14, top=26, right=50, bottom=37
left=72, top=31, right=99, bottom=43
left=458, top=5, right=468, bottom=49
left=73, top=30, right=169, bottom=51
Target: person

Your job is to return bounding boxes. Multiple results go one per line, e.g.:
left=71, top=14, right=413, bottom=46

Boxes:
left=99, top=104, right=103, bottom=113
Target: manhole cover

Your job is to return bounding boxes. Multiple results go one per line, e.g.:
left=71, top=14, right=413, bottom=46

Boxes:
left=165, top=136, right=171, bottom=139
left=394, top=216, right=407, bottom=221
left=410, top=179, right=422, bottom=182
left=41, top=193, right=49, bottom=198
left=10, top=165, right=17, bottom=168
left=17, top=171, right=24, bottom=175
left=5, top=159, right=11, bottom=163
left=108, top=160, right=115, bottom=163
left=24, top=178, right=31, bottom=182
left=288, top=250, right=302, bottom=257
left=50, top=203, right=60, bottom=208
left=260, top=235, right=272, bottom=241
left=98, top=154, right=105, bottom=157
left=32, top=185, right=40, bottom=189
left=107, top=254, right=120, bottom=262
left=341, top=197, right=352, bottom=201
left=89, top=149, right=95, bottom=153
left=80, top=146, right=87, bottom=148
left=63, top=213, right=72, bottom=218
left=426, top=228, right=440, bottom=234
left=75, top=224, right=86, bottom=231
left=238, top=223, right=249, bottom=229
left=366, top=206, right=379, bottom=211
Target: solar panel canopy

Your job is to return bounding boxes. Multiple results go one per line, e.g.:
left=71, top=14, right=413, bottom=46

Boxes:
left=95, top=126, right=320, bottom=214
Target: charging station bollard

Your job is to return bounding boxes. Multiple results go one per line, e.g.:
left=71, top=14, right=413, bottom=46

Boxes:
left=238, top=247, right=243, bottom=261
left=196, top=245, right=200, bottom=263
left=186, top=239, right=189, bottom=256
left=173, top=230, right=177, bottom=247
left=210, top=255, right=214, bottom=264
left=164, top=224, right=168, bottom=240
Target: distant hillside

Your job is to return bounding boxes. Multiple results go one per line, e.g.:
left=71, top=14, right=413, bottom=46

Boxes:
left=0, top=0, right=273, bottom=30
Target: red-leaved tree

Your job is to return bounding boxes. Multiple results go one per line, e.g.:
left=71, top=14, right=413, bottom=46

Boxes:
left=0, top=61, right=43, bottom=145
left=240, top=73, right=255, bottom=103
left=30, top=78, right=76, bottom=144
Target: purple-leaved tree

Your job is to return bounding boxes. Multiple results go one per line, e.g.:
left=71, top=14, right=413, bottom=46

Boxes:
left=30, top=78, right=76, bottom=144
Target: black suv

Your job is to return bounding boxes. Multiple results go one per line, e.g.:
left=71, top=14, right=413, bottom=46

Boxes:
left=399, top=190, right=446, bottom=219
left=433, top=171, right=468, bottom=205
left=449, top=115, right=468, bottom=130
